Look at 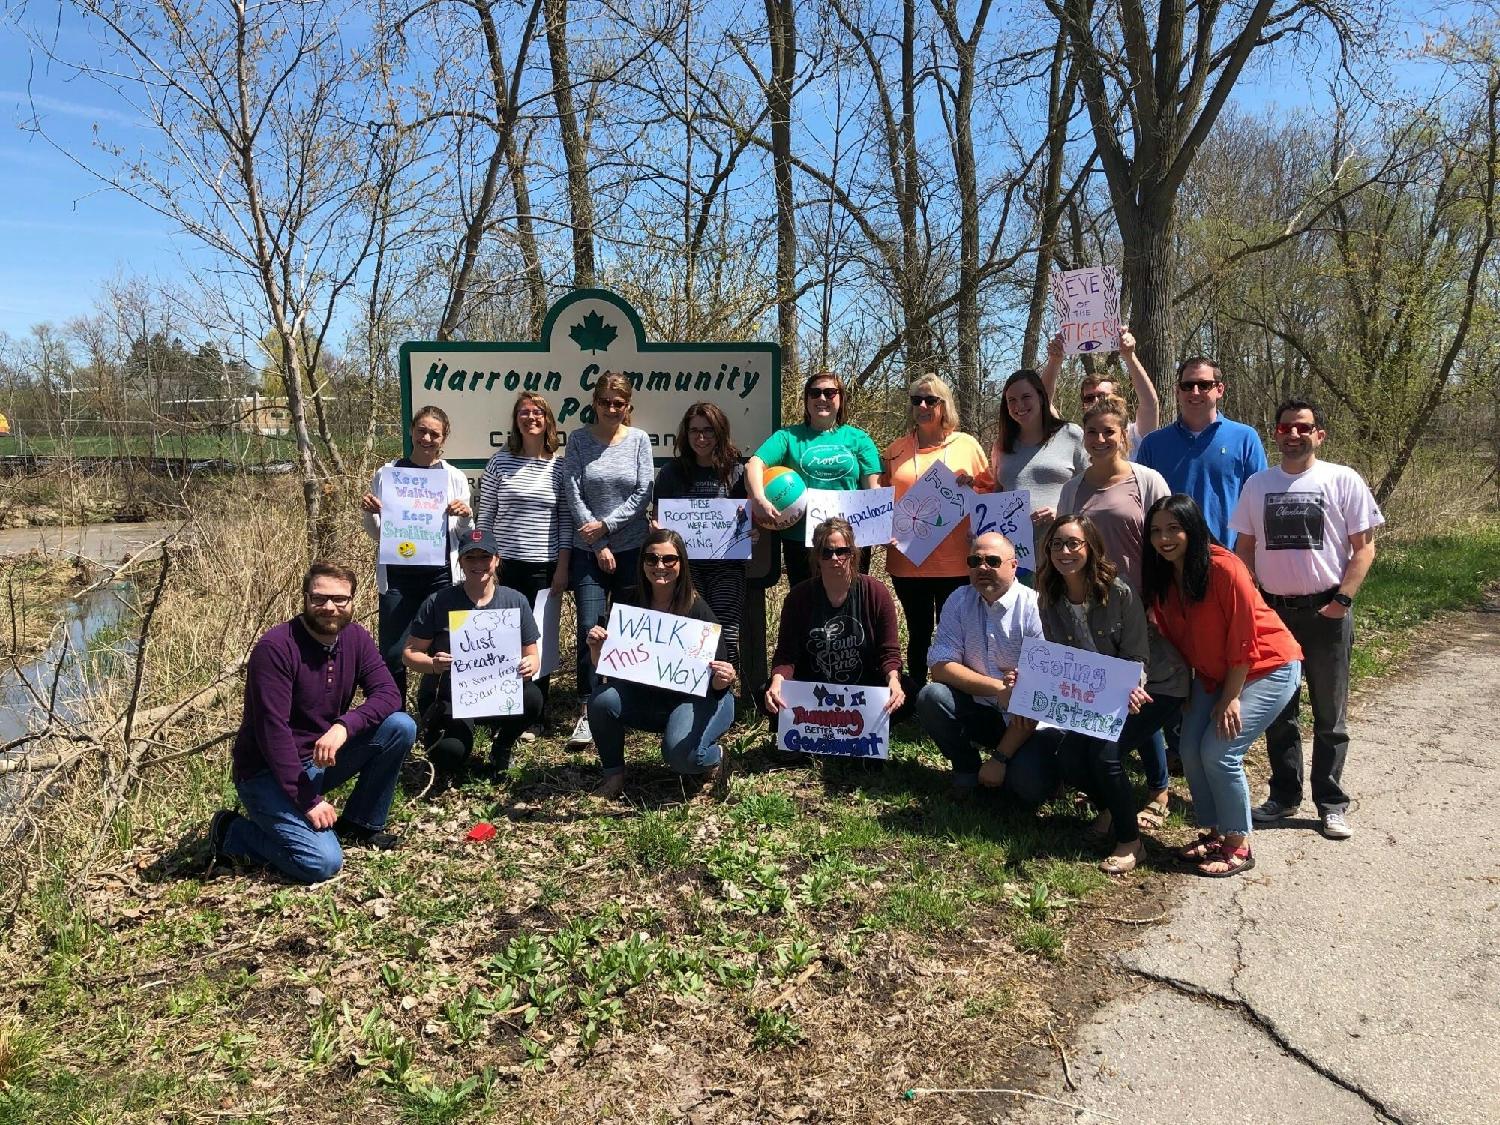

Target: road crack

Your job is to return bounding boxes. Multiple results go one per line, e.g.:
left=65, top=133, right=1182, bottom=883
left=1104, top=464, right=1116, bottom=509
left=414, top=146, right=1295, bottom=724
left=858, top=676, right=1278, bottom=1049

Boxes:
left=1120, top=961, right=1410, bottom=1124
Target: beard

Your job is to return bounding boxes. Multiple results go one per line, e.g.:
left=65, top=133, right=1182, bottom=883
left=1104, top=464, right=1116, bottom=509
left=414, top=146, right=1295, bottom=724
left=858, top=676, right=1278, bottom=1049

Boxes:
left=303, top=606, right=353, bottom=638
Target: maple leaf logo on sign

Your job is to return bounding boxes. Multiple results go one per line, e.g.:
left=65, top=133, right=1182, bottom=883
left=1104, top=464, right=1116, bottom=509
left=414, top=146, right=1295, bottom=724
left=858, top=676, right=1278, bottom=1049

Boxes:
left=569, top=310, right=617, bottom=353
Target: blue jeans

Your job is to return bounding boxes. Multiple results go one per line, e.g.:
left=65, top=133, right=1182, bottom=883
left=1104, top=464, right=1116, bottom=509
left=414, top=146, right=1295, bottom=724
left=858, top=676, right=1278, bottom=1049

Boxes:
left=915, top=681, right=1061, bottom=807
left=588, top=682, right=735, bottom=776
left=570, top=548, right=641, bottom=697
left=1179, top=662, right=1300, bottom=837
left=224, top=712, right=416, bottom=884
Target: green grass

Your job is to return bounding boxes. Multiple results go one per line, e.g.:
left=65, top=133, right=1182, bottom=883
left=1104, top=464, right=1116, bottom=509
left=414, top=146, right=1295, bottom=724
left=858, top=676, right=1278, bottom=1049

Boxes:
left=1350, top=524, right=1500, bottom=680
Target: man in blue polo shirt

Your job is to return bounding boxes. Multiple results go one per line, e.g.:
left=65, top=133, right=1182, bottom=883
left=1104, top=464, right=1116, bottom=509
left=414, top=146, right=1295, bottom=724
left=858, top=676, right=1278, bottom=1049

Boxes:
left=1134, top=357, right=1267, bottom=547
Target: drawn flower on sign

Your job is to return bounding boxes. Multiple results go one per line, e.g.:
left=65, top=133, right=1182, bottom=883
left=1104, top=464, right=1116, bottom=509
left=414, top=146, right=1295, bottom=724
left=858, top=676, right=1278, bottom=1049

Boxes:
left=569, top=311, right=617, bottom=353
left=893, top=495, right=941, bottom=540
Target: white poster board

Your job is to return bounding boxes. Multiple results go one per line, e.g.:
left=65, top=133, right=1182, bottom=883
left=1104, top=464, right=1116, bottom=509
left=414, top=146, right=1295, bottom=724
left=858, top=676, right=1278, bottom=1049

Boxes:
left=961, top=488, right=1035, bottom=570
left=892, top=461, right=968, bottom=567
left=531, top=588, right=562, bottom=679
left=378, top=465, right=449, bottom=567
left=1009, top=637, right=1140, bottom=741
left=658, top=498, right=753, bottom=560
left=597, top=603, right=721, bottom=697
left=802, top=486, right=896, bottom=547
left=448, top=609, right=524, bottom=718
left=1049, top=266, right=1122, bottom=356
left=775, top=680, right=891, bottom=759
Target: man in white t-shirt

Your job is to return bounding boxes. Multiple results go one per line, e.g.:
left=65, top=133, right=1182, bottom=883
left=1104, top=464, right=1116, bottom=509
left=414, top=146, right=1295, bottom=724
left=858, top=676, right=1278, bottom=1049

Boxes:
left=1230, top=399, right=1384, bottom=840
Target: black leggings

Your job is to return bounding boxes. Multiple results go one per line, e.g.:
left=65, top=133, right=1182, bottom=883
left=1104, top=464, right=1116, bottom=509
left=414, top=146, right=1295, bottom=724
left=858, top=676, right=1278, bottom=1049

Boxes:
left=890, top=574, right=969, bottom=687
left=419, top=680, right=544, bottom=773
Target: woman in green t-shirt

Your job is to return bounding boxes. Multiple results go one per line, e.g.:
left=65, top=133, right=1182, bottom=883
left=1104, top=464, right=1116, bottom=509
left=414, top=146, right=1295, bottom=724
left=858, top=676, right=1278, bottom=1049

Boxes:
left=746, top=370, right=881, bottom=588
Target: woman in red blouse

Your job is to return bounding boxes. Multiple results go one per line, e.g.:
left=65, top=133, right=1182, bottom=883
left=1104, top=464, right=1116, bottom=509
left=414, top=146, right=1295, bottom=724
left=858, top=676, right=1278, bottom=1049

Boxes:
left=1142, top=495, right=1303, bottom=877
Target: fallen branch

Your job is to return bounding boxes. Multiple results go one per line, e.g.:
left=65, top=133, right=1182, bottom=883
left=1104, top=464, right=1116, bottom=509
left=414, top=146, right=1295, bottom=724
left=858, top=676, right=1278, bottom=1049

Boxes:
left=1048, top=1023, right=1076, bottom=1091
left=901, top=1088, right=1116, bottom=1118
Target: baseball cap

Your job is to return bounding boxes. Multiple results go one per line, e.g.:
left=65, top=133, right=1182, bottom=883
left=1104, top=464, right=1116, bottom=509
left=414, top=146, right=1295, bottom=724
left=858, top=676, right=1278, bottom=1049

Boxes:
left=457, top=529, right=500, bottom=558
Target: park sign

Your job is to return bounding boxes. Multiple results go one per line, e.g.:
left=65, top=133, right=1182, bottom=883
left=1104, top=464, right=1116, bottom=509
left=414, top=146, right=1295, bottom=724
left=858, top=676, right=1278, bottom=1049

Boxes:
left=399, top=289, right=780, bottom=473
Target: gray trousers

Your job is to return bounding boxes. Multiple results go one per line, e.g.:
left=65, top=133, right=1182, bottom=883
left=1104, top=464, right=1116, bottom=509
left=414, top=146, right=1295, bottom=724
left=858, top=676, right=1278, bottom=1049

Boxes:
left=1263, top=603, right=1353, bottom=814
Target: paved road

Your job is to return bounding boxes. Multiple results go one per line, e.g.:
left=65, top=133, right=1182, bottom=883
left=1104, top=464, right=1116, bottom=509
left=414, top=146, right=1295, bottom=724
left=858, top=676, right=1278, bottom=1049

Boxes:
left=0, top=520, right=185, bottom=562
left=1005, top=610, right=1500, bottom=1125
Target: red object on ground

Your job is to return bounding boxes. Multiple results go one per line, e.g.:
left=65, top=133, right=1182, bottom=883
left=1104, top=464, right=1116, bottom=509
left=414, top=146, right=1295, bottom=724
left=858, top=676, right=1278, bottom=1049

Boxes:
left=465, top=822, right=497, bottom=842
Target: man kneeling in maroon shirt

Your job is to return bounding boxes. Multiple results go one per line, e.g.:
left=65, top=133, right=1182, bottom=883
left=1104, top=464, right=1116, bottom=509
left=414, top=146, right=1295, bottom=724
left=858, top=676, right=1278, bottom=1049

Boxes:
left=208, top=561, right=416, bottom=883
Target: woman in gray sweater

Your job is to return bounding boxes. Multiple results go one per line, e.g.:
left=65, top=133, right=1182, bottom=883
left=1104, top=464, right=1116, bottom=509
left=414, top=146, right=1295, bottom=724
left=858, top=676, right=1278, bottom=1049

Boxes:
left=562, top=372, right=654, bottom=747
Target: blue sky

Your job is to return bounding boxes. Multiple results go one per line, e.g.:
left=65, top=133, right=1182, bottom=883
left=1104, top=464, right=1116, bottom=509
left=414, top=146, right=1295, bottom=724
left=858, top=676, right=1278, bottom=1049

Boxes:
left=0, top=1, right=1453, bottom=350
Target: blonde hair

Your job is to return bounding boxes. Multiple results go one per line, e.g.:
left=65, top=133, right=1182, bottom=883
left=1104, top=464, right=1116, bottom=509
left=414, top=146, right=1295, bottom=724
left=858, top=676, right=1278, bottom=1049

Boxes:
left=908, top=372, right=959, bottom=433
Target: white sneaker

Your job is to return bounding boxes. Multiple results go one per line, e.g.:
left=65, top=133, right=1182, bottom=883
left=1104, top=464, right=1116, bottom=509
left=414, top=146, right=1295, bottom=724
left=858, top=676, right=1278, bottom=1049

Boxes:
left=567, top=714, right=592, bottom=750
left=1321, top=810, right=1354, bottom=840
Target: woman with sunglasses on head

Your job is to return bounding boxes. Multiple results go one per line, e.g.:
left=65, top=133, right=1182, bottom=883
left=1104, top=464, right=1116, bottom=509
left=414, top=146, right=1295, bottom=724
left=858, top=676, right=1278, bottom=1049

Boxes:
left=475, top=393, right=570, bottom=738
left=1030, top=515, right=1186, bottom=874
left=989, top=370, right=1088, bottom=532
left=360, top=404, right=473, bottom=700
left=881, top=374, right=992, bottom=689
left=763, top=517, right=904, bottom=723
left=562, top=372, right=655, bottom=749
left=747, top=370, right=881, bottom=589
left=653, top=403, right=748, bottom=667
left=585, top=529, right=738, bottom=799
left=1142, top=494, right=1302, bottom=878
left=1058, top=395, right=1185, bottom=828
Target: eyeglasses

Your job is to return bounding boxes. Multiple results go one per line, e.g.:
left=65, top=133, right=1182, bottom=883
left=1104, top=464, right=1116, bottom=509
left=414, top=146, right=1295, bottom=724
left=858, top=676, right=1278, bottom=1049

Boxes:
left=910, top=394, right=941, bottom=407
left=516, top=409, right=546, bottom=419
left=595, top=398, right=629, bottom=411
left=1177, top=379, right=1219, bottom=393
left=967, top=553, right=1010, bottom=569
left=1049, top=537, right=1087, bottom=553
left=1275, top=422, right=1317, bottom=436
left=688, top=426, right=716, bottom=438
left=307, top=593, right=353, bottom=608
left=644, top=553, right=681, bottom=568
left=806, top=387, right=840, bottom=400
left=820, top=545, right=854, bottom=559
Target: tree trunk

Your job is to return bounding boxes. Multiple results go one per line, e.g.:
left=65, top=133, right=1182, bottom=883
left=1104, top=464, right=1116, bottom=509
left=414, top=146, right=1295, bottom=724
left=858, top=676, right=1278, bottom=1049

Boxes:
left=544, top=0, right=597, bottom=288
left=765, top=0, right=798, bottom=384
left=1120, top=203, right=1178, bottom=412
left=1020, top=26, right=1074, bottom=371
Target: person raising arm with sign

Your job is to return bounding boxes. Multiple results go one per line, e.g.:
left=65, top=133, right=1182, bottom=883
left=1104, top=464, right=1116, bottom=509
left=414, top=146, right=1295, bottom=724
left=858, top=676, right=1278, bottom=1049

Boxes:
left=585, top=529, right=738, bottom=800
left=562, top=373, right=654, bottom=750
left=403, top=531, right=543, bottom=782
left=1142, top=495, right=1302, bottom=878
left=360, top=405, right=473, bottom=699
left=746, top=370, right=881, bottom=589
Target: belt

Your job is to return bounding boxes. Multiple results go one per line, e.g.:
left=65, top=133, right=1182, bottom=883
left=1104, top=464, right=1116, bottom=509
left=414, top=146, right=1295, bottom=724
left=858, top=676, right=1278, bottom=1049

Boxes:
left=1260, top=588, right=1335, bottom=609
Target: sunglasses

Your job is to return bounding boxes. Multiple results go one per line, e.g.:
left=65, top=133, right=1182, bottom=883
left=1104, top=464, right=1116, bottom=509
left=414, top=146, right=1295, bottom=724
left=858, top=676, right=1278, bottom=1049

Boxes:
left=910, top=394, right=941, bottom=407
left=595, top=398, right=629, bottom=411
left=1177, top=379, right=1220, bottom=393
left=806, top=387, right=840, bottom=400
left=966, top=553, right=1010, bottom=569
left=820, top=545, right=854, bottom=559
left=1275, top=422, right=1317, bottom=436
left=307, top=593, right=353, bottom=608
left=644, top=554, right=681, bottom=568
left=1080, top=390, right=1110, bottom=404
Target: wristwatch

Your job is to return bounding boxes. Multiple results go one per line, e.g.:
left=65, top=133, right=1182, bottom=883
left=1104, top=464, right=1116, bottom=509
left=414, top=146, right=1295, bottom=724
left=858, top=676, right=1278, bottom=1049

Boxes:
left=1330, top=592, right=1353, bottom=608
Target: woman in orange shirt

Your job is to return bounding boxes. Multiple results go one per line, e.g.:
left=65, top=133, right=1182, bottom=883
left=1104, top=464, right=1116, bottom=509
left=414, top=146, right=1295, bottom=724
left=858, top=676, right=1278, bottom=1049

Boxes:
left=881, top=374, right=992, bottom=688
left=1143, top=495, right=1302, bottom=878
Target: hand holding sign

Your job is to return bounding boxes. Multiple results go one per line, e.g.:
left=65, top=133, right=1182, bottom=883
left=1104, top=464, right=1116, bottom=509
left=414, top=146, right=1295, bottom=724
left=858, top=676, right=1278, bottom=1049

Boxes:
left=802, top=486, right=895, bottom=547
left=658, top=498, right=753, bottom=560
left=1009, top=637, right=1140, bottom=742
left=1049, top=266, right=1122, bottom=356
left=960, top=488, right=1035, bottom=568
left=892, top=462, right=967, bottom=567
left=449, top=609, right=524, bottom=718
left=379, top=465, right=449, bottom=566
left=596, top=603, right=722, bottom=697
left=774, top=680, right=891, bottom=759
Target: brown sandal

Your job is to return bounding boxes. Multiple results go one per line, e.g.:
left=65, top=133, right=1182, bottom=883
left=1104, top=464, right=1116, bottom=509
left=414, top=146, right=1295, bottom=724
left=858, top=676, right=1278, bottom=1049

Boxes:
left=1176, top=831, right=1221, bottom=862
left=1196, top=842, right=1255, bottom=878
left=1136, top=799, right=1170, bottom=830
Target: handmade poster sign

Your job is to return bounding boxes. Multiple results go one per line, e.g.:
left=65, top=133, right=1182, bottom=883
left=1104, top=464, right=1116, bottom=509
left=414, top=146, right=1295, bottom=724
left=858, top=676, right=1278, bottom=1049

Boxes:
left=1049, top=266, right=1122, bottom=356
left=961, top=488, right=1035, bottom=568
left=378, top=465, right=449, bottom=567
left=802, top=486, right=896, bottom=547
left=1009, top=637, right=1140, bottom=741
left=892, top=461, right=967, bottom=567
left=532, top=589, right=562, bottom=679
left=658, top=498, right=753, bottom=560
left=448, top=609, right=524, bottom=719
left=775, top=680, right=891, bottom=759
left=597, top=603, right=721, bottom=697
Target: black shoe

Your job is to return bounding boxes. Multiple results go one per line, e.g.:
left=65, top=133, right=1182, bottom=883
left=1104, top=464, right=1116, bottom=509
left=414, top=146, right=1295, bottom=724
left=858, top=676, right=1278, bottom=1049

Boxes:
left=208, top=808, right=242, bottom=862
left=334, top=817, right=400, bottom=851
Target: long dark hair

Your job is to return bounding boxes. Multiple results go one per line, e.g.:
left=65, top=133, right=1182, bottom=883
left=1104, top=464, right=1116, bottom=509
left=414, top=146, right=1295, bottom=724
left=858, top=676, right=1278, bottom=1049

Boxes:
left=1142, top=494, right=1214, bottom=607
left=637, top=528, right=698, bottom=616
left=675, top=401, right=740, bottom=489
left=999, top=370, right=1064, bottom=454
left=1036, top=514, right=1117, bottom=609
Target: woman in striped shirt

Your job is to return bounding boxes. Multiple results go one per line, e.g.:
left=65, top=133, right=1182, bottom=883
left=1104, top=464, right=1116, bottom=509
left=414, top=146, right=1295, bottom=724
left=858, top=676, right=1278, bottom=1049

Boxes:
left=476, top=392, right=570, bottom=736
